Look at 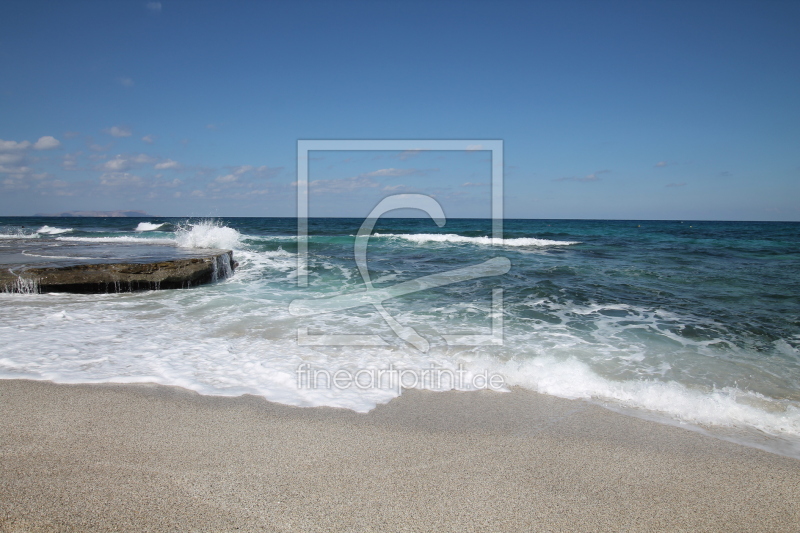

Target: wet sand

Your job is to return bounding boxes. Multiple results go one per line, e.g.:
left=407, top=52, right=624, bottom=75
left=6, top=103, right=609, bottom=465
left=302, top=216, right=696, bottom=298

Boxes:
left=1, top=379, right=798, bottom=532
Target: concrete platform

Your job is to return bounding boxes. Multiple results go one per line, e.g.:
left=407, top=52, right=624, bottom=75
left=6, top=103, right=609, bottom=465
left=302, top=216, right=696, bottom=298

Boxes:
left=0, top=239, right=236, bottom=293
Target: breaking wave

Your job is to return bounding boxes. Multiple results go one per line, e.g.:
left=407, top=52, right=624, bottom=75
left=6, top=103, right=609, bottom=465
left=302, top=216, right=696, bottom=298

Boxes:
left=374, top=233, right=580, bottom=246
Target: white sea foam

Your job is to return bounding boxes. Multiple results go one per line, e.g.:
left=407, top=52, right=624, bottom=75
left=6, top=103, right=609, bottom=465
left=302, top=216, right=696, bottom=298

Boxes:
left=36, top=225, right=73, bottom=235
left=491, top=356, right=800, bottom=438
left=52, top=221, right=242, bottom=249
left=375, top=233, right=580, bottom=246
left=135, top=222, right=168, bottom=232
left=0, top=229, right=39, bottom=239
left=1, top=280, right=799, bottom=449
left=175, top=220, right=241, bottom=250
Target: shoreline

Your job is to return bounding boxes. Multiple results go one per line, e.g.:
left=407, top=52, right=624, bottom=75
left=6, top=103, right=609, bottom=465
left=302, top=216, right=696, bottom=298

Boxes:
left=2, top=379, right=798, bottom=531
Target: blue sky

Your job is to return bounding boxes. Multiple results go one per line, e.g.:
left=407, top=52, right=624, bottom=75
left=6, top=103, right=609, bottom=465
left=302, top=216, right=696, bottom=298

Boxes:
left=1, top=0, right=798, bottom=220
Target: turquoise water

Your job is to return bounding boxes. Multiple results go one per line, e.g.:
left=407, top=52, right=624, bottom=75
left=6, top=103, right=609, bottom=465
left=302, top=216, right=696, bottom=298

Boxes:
left=1, top=217, right=799, bottom=455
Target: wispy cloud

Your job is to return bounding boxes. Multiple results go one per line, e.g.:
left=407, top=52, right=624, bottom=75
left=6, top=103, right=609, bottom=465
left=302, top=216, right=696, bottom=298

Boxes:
left=1, top=136, right=61, bottom=152
left=99, top=172, right=144, bottom=187
left=461, top=181, right=488, bottom=187
left=155, top=159, right=180, bottom=170
left=146, top=2, right=162, bottom=12
left=465, top=144, right=483, bottom=151
left=0, top=137, right=62, bottom=188
left=213, top=165, right=278, bottom=185
left=655, top=161, right=668, bottom=168
left=397, top=149, right=424, bottom=161
left=382, top=184, right=419, bottom=193
left=61, top=152, right=82, bottom=171
left=306, top=167, right=434, bottom=194
left=308, top=175, right=380, bottom=194
left=101, top=156, right=131, bottom=172
left=363, top=168, right=420, bottom=178
left=116, top=77, right=134, bottom=87
left=142, top=135, right=155, bottom=144
left=98, top=153, right=157, bottom=172
left=104, top=126, right=132, bottom=138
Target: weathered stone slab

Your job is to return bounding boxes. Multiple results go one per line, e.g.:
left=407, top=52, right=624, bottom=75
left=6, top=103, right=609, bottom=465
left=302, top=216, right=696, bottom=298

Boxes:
left=0, top=240, right=236, bottom=293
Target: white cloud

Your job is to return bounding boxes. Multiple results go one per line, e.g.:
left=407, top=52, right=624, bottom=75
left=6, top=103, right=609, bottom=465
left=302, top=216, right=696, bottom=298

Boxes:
left=0, top=153, right=24, bottom=165
left=104, top=126, right=132, bottom=138
left=102, top=156, right=131, bottom=172
left=116, top=77, right=134, bottom=87
left=34, top=136, right=61, bottom=150
left=0, top=148, right=35, bottom=180
left=655, top=161, right=668, bottom=168
left=142, top=135, right=155, bottom=144
left=461, top=181, right=488, bottom=187
left=190, top=190, right=205, bottom=197
left=0, top=165, right=33, bottom=177
left=465, top=144, right=484, bottom=151
left=146, top=2, right=162, bottom=12
left=99, top=153, right=155, bottom=171
left=63, top=131, right=80, bottom=139
left=155, top=159, right=180, bottom=170
left=213, top=165, right=267, bottom=184
left=0, top=139, right=32, bottom=152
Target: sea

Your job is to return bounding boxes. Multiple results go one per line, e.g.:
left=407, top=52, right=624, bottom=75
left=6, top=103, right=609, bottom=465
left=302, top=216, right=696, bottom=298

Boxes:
left=1, top=216, right=799, bottom=457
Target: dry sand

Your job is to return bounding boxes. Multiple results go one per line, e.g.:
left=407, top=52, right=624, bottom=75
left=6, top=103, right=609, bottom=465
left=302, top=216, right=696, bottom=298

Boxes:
left=1, top=379, right=799, bottom=532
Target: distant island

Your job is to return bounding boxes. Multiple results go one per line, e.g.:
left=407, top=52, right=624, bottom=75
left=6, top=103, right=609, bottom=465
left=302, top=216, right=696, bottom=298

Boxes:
left=33, top=210, right=150, bottom=217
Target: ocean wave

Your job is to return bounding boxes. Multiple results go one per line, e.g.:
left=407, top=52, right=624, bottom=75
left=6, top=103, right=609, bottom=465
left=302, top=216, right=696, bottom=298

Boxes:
left=174, top=220, right=242, bottom=250
left=494, top=356, right=800, bottom=438
left=0, top=231, right=39, bottom=239
left=36, top=225, right=74, bottom=235
left=374, top=233, right=580, bottom=247
left=135, top=222, right=168, bottom=232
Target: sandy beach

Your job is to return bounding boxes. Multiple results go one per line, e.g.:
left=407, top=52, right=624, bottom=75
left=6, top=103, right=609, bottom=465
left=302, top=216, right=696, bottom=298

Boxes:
left=1, top=379, right=798, bottom=532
